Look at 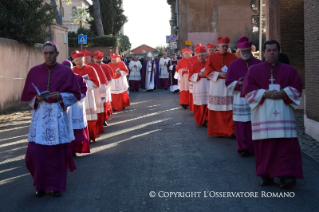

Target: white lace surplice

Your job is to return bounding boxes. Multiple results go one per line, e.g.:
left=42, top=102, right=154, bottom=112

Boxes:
left=85, top=79, right=98, bottom=120
left=27, top=93, right=77, bottom=145
left=245, top=86, right=301, bottom=140
left=177, top=68, right=189, bottom=91
left=227, top=80, right=251, bottom=122
left=67, top=94, right=87, bottom=130
left=129, top=61, right=142, bottom=81
left=206, top=71, right=233, bottom=111
left=189, top=71, right=210, bottom=105
left=111, top=71, right=129, bottom=94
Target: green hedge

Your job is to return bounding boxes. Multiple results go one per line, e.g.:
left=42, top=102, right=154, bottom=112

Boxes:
left=68, top=35, right=119, bottom=47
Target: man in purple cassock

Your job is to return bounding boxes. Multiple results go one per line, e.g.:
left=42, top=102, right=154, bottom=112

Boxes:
left=225, top=36, right=262, bottom=157
left=241, top=40, right=303, bottom=189
left=62, top=60, right=90, bottom=155
left=21, top=42, right=81, bottom=197
left=167, top=53, right=179, bottom=93
left=154, top=54, right=162, bottom=89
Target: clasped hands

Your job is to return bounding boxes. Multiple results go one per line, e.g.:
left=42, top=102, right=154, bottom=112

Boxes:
left=264, top=90, right=285, bottom=100
left=219, top=72, right=226, bottom=78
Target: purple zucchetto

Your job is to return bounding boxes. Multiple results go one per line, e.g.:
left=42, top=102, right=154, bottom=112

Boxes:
left=62, top=60, right=73, bottom=68
left=237, top=36, right=253, bottom=49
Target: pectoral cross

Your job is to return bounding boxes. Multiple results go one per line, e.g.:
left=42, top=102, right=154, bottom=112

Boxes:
left=269, top=74, right=275, bottom=84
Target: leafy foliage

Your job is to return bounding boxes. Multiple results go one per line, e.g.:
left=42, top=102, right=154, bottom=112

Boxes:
left=0, top=0, right=55, bottom=45
left=155, top=45, right=169, bottom=55
left=88, top=0, right=127, bottom=36
left=71, top=7, right=93, bottom=29
left=118, top=34, right=132, bottom=54
left=68, top=28, right=118, bottom=47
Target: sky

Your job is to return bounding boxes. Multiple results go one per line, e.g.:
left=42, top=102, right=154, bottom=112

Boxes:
left=123, top=0, right=171, bottom=50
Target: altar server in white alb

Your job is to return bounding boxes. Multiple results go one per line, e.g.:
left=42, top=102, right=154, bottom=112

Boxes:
left=141, top=52, right=156, bottom=91
left=241, top=40, right=303, bottom=189
left=128, top=55, right=142, bottom=92
left=225, top=36, right=262, bottom=157
left=159, top=52, right=171, bottom=89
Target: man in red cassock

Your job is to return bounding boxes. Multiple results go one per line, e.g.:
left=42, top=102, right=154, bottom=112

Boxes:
left=81, top=50, right=107, bottom=135
left=72, top=51, right=100, bottom=142
left=225, top=36, right=262, bottom=157
left=21, top=41, right=81, bottom=197
left=189, top=45, right=209, bottom=126
left=108, top=53, right=130, bottom=111
left=241, top=40, right=303, bottom=188
left=94, top=51, right=113, bottom=125
left=204, top=37, right=237, bottom=137
left=206, top=43, right=216, bottom=57
left=176, top=48, right=194, bottom=109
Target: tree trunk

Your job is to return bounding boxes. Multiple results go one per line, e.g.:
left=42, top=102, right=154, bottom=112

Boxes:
left=59, top=0, right=63, bottom=25
left=50, top=0, right=62, bottom=25
left=92, top=0, right=104, bottom=36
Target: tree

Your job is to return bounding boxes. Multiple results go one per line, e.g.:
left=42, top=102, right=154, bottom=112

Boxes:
left=119, top=34, right=131, bottom=54
left=92, top=0, right=104, bottom=36
left=155, top=45, right=169, bottom=55
left=50, top=0, right=72, bottom=25
left=71, top=8, right=92, bottom=29
left=0, top=0, right=55, bottom=45
left=88, top=0, right=128, bottom=36
left=50, top=0, right=61, bottom=25
left=113, top=0, right=127, bottom=35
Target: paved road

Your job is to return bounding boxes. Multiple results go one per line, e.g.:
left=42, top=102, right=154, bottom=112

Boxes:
left=0, top=89, right=319, bottom=212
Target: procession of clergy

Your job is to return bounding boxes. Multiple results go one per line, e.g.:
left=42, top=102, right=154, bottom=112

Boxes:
left=21, top=35, right=303, bottom=197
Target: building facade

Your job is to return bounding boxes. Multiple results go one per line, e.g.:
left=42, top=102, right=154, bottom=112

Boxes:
left=130, top=44, right=156, bottom=59
left=304, top=0, right=319, bottom=141
left=167, top=0, right=256, bottom=49
left=47, top=0, right=92, bottom=32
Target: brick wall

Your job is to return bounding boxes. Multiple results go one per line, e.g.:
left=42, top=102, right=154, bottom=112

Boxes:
left=304, top=0, right=319, bottom=121
left=266, top=0, right=305, bottom=86
left=279, top=0, right=305, bottom=86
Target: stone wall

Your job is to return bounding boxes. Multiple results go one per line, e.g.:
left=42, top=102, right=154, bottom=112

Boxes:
left=0, top=38, right=43, bottom=111
left=304, top=0, right=319, bottom=129
left=50, top=24, right=69, bottom=63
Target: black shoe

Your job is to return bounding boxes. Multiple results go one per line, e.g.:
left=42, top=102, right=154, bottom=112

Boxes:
left=123, top=107, right=125, bottom=110
left=52, top=191, right=62, bottom=197
left=181, top=104, right=188, bottom=109
left=260, top=177, right=274, bottom=186
left=147, top=90, right=150, bottom=92
left=230, top=133, right=236, bottom=139
left=280, top=177, right=296, bottom=189
left=240, top=150, right=250, bottom=157
left=201, top=120, right=208, bottom=127
left=35, top=191, right=45, bottom=197
left=103, top=121, right=108, bottom=126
